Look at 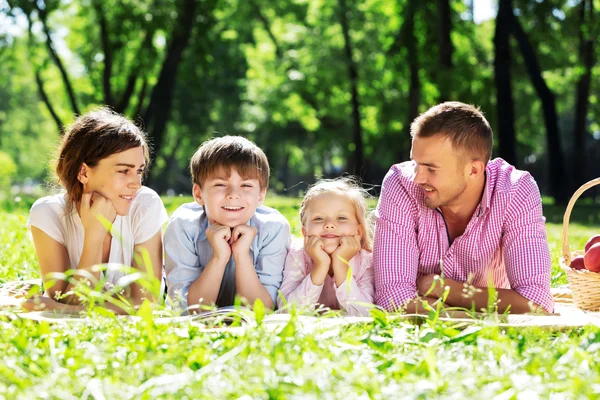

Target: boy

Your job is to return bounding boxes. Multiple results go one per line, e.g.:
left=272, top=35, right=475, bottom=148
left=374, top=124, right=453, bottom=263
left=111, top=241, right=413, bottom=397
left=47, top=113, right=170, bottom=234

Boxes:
left=164, top=136, right=291, bottom=313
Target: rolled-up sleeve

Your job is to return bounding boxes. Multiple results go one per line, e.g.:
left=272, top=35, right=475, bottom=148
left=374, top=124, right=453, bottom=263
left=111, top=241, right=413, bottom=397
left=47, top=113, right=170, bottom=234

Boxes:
left=164, top=216, right=201, bottom=311
left=502, top=178, right=554, bottom=313
left=373, top=167, right=420, bottom=312
left=256, top=220, right=291, bottom=306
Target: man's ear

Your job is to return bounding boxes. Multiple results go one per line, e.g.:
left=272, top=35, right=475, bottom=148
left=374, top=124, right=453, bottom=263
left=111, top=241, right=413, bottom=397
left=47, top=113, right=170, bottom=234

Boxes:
left=470, top=160, right=486, bottom=178
left=258, top=188, right=267, bottom=204
left=77, top=163, right=90, bottom=185
left=193, top=184, right=204, bottom=206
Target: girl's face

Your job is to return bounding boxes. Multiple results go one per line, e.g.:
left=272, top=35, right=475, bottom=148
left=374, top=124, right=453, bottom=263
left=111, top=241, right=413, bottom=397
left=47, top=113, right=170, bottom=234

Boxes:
left=79, top=147, right=146, bottom=216
left=302, top=192, right=363, bottom=255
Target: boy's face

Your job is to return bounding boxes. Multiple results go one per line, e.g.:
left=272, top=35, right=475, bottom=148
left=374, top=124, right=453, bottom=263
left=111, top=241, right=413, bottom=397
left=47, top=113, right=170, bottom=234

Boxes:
left=193, top=167, right=266, bottom=228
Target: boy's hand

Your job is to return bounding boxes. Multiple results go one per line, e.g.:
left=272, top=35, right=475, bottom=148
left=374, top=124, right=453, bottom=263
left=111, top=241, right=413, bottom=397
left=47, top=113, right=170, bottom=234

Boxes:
left=80, top=192, right=117, bottom=243
left=332, top=234, right=361, bottom=265
left=206, top=224, right=233, bottom=262
left=230, top=225, right=257, bottom=256
left=305, top=236, right=331, bottom=270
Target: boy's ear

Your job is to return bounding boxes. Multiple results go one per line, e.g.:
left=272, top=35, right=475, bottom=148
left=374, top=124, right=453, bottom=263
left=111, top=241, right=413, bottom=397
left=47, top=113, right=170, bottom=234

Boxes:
left=192, top=184, right=204, bottom=206
left=258, top=188, right=267, bottom=204
left=77, top=163, right=90, bottom=185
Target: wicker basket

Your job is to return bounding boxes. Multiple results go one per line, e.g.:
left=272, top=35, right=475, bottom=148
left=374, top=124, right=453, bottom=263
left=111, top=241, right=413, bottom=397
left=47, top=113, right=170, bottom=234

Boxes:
left=560, top=177, right=600, bottom=311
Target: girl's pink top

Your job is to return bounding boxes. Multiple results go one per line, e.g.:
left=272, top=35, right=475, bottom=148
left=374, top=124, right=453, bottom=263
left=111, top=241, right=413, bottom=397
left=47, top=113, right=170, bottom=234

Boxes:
left=277, top=244, right=374, bottom=316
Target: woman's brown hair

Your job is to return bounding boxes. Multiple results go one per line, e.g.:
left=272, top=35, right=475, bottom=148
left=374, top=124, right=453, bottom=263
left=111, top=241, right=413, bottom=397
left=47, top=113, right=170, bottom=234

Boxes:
left=54, top=108, right=150, bottom=210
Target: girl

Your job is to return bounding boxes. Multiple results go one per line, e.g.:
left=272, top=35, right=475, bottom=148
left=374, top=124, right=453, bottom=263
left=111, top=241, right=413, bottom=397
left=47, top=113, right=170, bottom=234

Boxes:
left=277, top=177, right=374, bottom=316
left=26, top=108, right=168, bottom=313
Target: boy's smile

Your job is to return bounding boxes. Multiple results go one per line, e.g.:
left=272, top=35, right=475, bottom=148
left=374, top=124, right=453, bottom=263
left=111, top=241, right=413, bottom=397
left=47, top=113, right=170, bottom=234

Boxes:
left=194, top=167, right=266, bottom=228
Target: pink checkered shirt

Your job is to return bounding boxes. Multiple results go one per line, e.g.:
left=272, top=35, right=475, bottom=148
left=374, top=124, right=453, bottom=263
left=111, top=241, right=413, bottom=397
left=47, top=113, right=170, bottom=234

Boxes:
left=373, top=158, right=554, bottom=313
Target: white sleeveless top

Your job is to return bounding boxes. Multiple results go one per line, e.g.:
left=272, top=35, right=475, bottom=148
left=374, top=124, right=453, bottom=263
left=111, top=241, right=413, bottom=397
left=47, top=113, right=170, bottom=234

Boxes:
left=28, top=186, right=169, bottom=285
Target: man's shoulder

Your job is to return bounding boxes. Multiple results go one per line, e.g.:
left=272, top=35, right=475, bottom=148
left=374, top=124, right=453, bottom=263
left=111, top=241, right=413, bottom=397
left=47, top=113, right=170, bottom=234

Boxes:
left=488, top=158, right=539, bottom=197
left=380, top=161, right=422, bottom=206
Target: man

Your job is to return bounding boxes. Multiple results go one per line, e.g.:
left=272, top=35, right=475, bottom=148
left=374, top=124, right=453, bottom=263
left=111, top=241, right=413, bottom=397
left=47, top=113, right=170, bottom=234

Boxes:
left=373, top=102, right=553, bottom=314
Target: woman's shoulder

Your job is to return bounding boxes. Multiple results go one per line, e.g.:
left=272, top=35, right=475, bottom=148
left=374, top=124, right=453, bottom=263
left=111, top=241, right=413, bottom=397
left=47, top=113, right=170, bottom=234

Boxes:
left=132, top=186, right=162, bottom=204
left=30, top=193, right=68, bottom=216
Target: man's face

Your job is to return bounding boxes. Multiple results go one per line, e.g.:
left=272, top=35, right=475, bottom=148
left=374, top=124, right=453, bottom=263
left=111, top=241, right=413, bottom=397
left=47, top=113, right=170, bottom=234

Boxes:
left=193, top=167, right=266, bottom=227
left=410, top=135, right=470, bottom=209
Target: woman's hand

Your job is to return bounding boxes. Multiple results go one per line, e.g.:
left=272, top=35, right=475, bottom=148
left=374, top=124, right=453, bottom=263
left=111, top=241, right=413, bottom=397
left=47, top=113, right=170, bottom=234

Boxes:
left=80, top=192, right=117, bottom=243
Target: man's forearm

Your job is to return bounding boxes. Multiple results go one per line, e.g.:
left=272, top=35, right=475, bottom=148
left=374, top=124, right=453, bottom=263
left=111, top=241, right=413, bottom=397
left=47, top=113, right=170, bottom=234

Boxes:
left=442, top=279, right=545, bottom=314
left=234, top=252, right=274, bottom=309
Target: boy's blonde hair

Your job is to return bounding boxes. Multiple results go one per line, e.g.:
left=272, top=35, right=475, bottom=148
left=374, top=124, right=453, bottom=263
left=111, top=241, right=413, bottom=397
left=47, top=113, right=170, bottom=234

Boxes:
left=299, top=177, right=372, bottom=251
left=190, top=136, right=270, bottom=189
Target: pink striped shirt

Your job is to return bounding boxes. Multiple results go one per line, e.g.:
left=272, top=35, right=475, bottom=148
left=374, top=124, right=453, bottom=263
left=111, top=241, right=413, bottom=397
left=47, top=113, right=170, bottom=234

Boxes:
left=278, top=244, right=374, bottom=316
left=373, top=158, right=554, bottom=313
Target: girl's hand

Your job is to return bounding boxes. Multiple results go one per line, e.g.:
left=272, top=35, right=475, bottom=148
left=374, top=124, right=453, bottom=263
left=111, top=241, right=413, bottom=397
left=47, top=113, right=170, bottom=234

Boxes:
left=230, top=225, right=257, bottom=256
left=332, top=234, right=362, bottom=264
left=305, top=236, right=331, bottom=270
left=206, top=224, right=233, bottom=262
left=80, top=192, right=117, bottom=243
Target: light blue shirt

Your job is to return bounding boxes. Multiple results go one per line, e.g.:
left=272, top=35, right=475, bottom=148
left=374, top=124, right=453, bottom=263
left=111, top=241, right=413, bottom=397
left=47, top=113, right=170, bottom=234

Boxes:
left=164, top=202, right=291, bottom=312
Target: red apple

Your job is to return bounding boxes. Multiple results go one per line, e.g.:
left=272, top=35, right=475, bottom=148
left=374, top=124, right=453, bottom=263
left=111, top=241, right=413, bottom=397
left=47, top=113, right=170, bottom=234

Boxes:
left=585, top=235, right=600, bottom=252
left=570, top=255, right=586, bottom=270
left=584, top=243, right=600, bottom=272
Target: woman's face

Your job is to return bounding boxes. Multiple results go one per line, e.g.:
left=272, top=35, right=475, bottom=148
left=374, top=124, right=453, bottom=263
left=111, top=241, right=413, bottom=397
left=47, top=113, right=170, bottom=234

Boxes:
left=80, top=147, right=146, bottom=216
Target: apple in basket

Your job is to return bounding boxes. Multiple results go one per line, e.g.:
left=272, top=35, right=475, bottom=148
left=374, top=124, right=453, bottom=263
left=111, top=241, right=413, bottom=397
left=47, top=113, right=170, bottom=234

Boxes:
left=584, top=243, right=600, bottom=273
left=570, top=255, right=586, bottom=270
left=585, top=235, right=600, bottom=252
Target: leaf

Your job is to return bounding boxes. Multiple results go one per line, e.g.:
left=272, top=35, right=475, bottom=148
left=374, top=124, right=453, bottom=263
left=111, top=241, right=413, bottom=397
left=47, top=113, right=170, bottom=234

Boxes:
left=253, top=298, right=265, bottom=326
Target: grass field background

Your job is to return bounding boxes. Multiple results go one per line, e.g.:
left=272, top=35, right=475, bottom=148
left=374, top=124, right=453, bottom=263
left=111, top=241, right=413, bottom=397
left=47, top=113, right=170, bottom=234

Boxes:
left=1, top=195, right=600, bottom=398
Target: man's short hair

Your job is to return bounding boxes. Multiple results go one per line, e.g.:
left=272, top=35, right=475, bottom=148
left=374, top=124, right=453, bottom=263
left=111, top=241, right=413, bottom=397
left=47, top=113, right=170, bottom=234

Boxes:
left=190, top=136, right=270, bottom=189
left=410, top=102, right=493, bottom=164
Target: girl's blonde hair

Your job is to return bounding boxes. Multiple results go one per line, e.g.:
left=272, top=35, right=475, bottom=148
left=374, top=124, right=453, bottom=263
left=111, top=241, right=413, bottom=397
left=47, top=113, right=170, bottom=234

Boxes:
left=299, top=176, right=373, bottom=251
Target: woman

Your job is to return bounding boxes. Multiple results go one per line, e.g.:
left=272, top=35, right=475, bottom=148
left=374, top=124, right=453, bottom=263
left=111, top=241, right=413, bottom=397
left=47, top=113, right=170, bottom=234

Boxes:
left=27, top=108, right=168, bottom=313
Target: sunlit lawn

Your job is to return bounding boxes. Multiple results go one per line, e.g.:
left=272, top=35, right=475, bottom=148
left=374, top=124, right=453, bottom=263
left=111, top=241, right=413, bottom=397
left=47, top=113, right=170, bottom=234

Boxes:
left=1, top=196, right=600, bottom=398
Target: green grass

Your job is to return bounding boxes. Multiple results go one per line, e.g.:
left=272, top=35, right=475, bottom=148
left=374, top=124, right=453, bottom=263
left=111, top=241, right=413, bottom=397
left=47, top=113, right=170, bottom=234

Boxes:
left=1, top=196, right=600, bottom=398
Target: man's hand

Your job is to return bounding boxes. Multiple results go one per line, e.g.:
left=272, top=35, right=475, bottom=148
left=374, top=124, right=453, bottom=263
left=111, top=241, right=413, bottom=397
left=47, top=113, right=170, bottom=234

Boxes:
left=230, top=225, right=257, bottom=256
left=305, top=236, right=331, bottom=270
left=417, top=274, right=444, bottom=298
left=332, top=234, right=362, bottom=265
left=206, top=224, right=233, bottom=262
left=80, top=192, right=117, bottom=243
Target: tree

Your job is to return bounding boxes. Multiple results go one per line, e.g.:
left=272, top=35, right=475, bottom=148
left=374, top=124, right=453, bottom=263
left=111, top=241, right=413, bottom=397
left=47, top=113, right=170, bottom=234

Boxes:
left=494, top=0, right=516, bottom=165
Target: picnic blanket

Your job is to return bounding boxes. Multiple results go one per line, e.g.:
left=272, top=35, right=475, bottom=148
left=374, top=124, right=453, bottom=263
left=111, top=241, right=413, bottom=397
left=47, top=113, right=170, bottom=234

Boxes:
left=2, top=280, right=600, bottom=330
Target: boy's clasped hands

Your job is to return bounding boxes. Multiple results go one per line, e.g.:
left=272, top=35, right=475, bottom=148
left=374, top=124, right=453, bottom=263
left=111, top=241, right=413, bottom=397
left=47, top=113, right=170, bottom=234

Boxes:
left=205, top=222, right=257, bottom=262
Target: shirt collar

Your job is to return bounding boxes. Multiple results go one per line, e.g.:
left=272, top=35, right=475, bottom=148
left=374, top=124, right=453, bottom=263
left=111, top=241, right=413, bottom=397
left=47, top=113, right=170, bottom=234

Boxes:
left=477, top=170, right=491, bottom=217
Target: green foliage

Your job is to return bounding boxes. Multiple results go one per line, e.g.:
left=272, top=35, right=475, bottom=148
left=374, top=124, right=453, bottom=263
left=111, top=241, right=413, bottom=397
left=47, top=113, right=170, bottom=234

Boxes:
left=0, top=151, right=17, bottom=195
left=1, top=198, right=600, bottom=397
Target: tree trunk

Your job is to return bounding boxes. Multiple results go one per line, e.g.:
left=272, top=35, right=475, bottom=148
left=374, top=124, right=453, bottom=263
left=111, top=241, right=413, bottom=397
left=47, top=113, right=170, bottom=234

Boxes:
left=406, top=0, right=420, bottom=143
left=92, top=0, right=113, bottom=107
left=511, top=12, right=568, bottom=204
left=34, top=1, right=80, bottom=115
left=438, top=0, right=453, bottom=102
left=143, top=0, right=199, bottom=181
left=24, top=11, right=64, bottom=134
left=494, top=0, right=516, bottom=165
left=572, top=0, right=596, bottom=190
left=339, top=0, right=364, bottom=177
